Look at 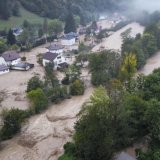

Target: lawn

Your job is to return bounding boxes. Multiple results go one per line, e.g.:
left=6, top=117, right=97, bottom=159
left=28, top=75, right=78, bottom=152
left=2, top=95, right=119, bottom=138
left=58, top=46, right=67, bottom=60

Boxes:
left=0, top=7, right=52, bottom=30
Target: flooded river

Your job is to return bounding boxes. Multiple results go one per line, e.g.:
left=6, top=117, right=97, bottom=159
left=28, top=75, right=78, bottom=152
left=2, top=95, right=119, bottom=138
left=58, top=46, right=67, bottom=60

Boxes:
left=0, top=22, right=160, bottom=160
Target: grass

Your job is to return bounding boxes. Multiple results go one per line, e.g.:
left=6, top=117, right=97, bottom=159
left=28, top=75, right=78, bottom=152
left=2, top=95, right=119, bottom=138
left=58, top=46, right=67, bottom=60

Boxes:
left=0, top=7, right=52, bottom=30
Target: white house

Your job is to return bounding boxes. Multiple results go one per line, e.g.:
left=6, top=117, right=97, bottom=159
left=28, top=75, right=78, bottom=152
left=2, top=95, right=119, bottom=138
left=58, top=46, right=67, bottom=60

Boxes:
left=42, top=52, right=68, bottom=70
left=0, top=65, right=9, bottom=75
left=61, top=35, right=76, bottom=46
left=46, top=44, right=64, bottom=54
left=0, top=57, right=7, bottom=66
left=2, top=51, right=21, bottom=66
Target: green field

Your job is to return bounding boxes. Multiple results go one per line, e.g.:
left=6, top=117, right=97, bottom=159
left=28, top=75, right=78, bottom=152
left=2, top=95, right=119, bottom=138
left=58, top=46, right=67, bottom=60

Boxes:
left=0, top=7, right=52, bottom=30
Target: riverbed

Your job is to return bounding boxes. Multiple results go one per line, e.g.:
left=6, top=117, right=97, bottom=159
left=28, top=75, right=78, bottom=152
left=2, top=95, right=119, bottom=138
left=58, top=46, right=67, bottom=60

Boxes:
left=0, top=22, right=160, bottom=160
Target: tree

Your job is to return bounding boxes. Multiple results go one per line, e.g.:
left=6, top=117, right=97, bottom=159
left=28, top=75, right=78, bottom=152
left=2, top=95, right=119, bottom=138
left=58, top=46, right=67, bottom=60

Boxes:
left=142, top=33, right=157, bottom=57
left=43, top=17, right=48, bottom=43
left=64, top=11, right=76, bottom=34
left=70, top=79, right=85, bottom=96
left=0, top=109, right=28, bottom=140
left=48, top=19, right=63, bottom=35
left=7, top=29, right=16, bottom=45
left=27, top=75, right=44, bottom=93
left=18, top=29, right=29, bottom=46
left=143, top=68, right=160, bottom=101
left=89, top=50, right=121, bottom=86
left=27, top=88, right=48, bottom=114
left=0, top=39, right=7, bottom=55
left=119, top=53, right=137, bottom=82
left=73, top=86, right=131, bottom=160
left=44, top=63, right=59, bottom=88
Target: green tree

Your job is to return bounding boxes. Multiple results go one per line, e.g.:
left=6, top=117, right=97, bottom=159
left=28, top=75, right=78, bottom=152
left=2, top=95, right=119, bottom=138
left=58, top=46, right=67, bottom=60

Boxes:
left=27, top=75, right=44, bottom=93
left=64, top=11, right=76, bottom=34
left=44, top=63, right=59, bottom=88
left=7, top=29, right=16, bottom=45
left=119, top=53, right=137, bottom=82
left=48, top=19, right=63, bottom=35
left=70, top=79, right=85, bottom=96
left=142, top=33, right=157, bottom=57
left=0, top=39, right=7, bottom=55
left=27, top=88, right=48, bottom=114
left=0, top=109, right=28, bottom=140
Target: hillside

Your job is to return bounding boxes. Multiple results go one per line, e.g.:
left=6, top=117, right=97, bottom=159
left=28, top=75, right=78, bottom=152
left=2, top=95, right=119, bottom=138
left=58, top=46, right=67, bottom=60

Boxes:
left=0, top=0, right=127, bottom=29
left=0, top=6, right=50, bottom=30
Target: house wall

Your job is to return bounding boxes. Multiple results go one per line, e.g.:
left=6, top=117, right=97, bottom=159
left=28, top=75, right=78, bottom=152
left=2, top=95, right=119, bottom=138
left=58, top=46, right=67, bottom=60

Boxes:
left=43, top=56, right=67, bottom=70
left=61, top=38, right=76, bottom=46
left=0, top=69, right=9, bottom=75
left=0, top=57, right=7, bottom=65
left=11, top=58, right=21, bottom=66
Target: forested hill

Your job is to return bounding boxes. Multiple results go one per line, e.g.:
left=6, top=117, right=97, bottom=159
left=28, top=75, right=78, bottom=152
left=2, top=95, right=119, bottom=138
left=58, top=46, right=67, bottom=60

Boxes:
left=0, top=0, right=126, bottom=21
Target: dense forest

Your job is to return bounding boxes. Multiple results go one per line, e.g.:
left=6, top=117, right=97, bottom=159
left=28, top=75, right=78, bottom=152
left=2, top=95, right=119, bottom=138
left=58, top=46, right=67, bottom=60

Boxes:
left=0, top=0, right=126, bottom=21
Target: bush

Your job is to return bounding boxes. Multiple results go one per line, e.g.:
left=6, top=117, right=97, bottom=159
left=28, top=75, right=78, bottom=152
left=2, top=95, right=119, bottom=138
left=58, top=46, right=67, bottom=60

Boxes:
left=47, top=86, right=69, bottom=103
left=0, top=109, right=29, bottom=140
left=70, top=79, right=85, bottom=96
left=27, top=88, right=48, bottom=114
left=27, top=75, right=44, bottom=93
left=21, top=56, right=26, bottom=61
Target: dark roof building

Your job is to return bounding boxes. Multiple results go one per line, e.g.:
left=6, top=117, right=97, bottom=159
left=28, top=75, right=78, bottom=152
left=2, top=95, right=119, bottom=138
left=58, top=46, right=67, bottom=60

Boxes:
left=43, top=52, right=58, bottom=61
left=2, top=51, right=20, bottom=62
left=47, top=44, right=64, bottom=51
left=0, top=65, right=9, bottom=71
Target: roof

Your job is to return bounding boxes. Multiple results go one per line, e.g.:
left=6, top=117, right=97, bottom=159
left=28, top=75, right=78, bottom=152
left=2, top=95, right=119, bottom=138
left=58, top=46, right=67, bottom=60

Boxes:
left=67, top=32, right=79, bottom=37
left=0, top=65, right=9, bottom=71
left=43, top=52, right=58, bottom=61
left=2, top=51, right=20, bottom=62
left=47, top=44, right=64, bottom=51
left=116, top=152, right=136, bottom=160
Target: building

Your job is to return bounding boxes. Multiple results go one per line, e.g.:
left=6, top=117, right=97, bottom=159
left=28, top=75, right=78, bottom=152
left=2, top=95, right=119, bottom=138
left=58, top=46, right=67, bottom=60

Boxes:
left=46, top=44, right=64, bottom=54
left=0, top=57, right=7, bottom=66
left=2, top=51, right=21, bottom=66
left=42, top=52, right=68, bottom=70
left=61, top=35, right=76, bottom=46
left=12, top=27, right=23, bottom=36
left=0, top=64, right=9, bottom=75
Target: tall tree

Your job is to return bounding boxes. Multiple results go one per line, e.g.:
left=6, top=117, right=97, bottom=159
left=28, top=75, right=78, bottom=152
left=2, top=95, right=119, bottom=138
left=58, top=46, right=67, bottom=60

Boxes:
left=43, top=17, right=48, bottom=43
left=64, top=11, right=76, bottom=34
left=7, top=29, right=16, bottom=45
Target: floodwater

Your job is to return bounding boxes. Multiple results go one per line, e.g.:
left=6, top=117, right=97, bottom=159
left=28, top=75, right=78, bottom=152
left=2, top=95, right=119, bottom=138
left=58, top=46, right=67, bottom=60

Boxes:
left=92, top=22, right=144, bottom=52
left=0, top=22, right=159, bottom=160
left=138, top=51, right=160, bottom=75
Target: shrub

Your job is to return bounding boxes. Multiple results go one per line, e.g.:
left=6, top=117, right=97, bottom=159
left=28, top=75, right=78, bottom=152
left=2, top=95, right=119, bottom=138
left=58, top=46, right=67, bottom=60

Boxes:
left=21, top=56, right=26, bottom=61
left=27, top=88, right=48, bottom=114
left=70, top=79, right=85, bottom=96
left=27, top=75, right=44, bottom=93
left=0, top=109, right=28, bottom=140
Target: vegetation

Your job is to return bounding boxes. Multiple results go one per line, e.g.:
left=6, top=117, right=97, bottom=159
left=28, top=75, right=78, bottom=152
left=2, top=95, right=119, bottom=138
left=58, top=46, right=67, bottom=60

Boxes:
left=89, top=50, right=121, bottom=86
left=0, top=109, right=29, bottom=140
left=70, top=79, right=85, bottom=96
left=27, top=88, right=48, bottom=114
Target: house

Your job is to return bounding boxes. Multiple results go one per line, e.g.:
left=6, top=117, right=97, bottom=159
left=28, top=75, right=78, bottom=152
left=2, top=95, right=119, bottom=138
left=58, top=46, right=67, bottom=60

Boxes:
left=12, top=27, right=23, bottom=36
left=61, top=35, right=76, bottom=46
left=0, top=64, right=9, bottom=75
left=0, top=57, right=7, bottom=66
left=46, top=44, right=64, bottom=54
left=61, top=32, right=79, bottom=46
left=2, top=51, right=21, bottom=66
left=42, top=52, right=68, bottom=69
